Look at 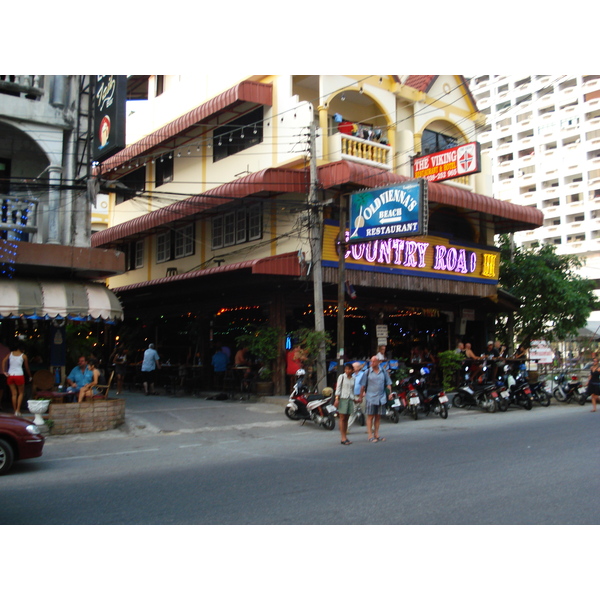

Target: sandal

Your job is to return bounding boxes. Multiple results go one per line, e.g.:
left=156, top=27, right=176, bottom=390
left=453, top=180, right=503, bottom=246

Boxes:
left=341, top=440, right=352, bottom=445
left=375, top=436, right=386, bottom=442
left=369, top=437, right=378, bottom=443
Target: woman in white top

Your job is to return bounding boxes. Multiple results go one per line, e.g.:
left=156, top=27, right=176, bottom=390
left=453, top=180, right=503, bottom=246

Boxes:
left=335, top=363, right=357, bottom=445
left=1, top=343, right=32, bottom=416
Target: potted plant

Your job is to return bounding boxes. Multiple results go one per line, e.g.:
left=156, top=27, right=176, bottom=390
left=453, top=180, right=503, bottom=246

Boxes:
left=236, top=325, right=282, bottom=395
left=437, top=350, right=464, bottom=392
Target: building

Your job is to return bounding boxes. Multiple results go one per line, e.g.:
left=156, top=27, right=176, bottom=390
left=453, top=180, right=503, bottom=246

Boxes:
left=91, top=75, right=543, bottom=393
left=0, top=75, right=124, bottom=384
left=469, top=75, right=600, bottom=303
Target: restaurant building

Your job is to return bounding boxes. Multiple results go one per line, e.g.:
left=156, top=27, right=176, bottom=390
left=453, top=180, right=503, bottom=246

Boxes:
left=91, top=75, right=543, bottom=393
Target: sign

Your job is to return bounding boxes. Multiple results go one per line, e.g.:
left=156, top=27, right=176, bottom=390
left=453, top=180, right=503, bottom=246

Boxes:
left=529, top=340, right=554, bottom=364
left=323, top=223, right=500, bottom=284
left=413, top=142, right=481, bottom=183
left=349, top=181, right=427, bottom=242
left=92, top=76, right=127, bottom=162
left=376, top=325, right=389, bottom=338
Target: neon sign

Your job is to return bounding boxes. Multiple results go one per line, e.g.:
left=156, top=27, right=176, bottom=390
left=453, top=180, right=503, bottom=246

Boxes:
left=332, top=228, right=498, bottom=280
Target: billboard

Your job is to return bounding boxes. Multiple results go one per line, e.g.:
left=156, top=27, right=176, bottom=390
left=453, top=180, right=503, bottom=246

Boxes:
left=92, top=76, right=127, bottom=163
left=413, top=141, right=481, bottom=183
left=349, top=180, right=427, bottom=242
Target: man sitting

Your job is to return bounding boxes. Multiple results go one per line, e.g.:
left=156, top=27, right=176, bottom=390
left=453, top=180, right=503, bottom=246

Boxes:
left=66, top=356, right=94, bottom=400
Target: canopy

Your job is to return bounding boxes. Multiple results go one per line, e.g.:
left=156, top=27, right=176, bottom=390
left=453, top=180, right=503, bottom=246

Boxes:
left=0, top=278, right=123, bottom=321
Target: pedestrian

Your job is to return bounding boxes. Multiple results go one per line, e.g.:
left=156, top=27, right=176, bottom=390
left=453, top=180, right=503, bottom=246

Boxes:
left=335, top=363, right=356, bottom=445
left=359, top=355, right=392, bottom=443
left=141, top=343, right=160, bottom=396
left=586, top=355, right=600, bottom=412
left=110, top=344, right=128, bottom=395
left=211, top=346, right=229, bottom=389
left=66, top=356, right=94, bottom=399
left=78, top=359, right=101, bottom=403
left=1, top=342, right=32, bottom=416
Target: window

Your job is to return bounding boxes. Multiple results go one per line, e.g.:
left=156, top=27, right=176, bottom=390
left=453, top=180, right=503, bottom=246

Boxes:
left=115, top=166, right=146, bottom=204
left=421, top=129, right=458, bottom=155
left=155, top=75, right=164, bottom=97
left=212, top=205, right=262, bottom=249
left=155, top=153, right=173, bottom=187
left=213, top=107, right=264, bottom=162
left=121, top=240, right=144, bottom=271
left=157, top=224, right=195, bottom=263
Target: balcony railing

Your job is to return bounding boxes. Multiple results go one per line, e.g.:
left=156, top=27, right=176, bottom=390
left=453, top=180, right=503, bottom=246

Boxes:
left=0, top=76, right=44, bottom=99
left=329, top=132, right=392, bottom=170
left=0, top=196, right=39, bottom=241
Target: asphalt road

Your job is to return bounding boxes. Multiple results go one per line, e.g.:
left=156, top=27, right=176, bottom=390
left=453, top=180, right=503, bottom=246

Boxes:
left=1, top=398, right=598, bottom=525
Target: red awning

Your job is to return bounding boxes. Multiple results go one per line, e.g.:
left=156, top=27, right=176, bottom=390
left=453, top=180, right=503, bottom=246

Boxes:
left=92, top=167, right=308, bottom=247
left=112, top=252, right=303, bottom=293
left=97, top=80, right=273, bottom=179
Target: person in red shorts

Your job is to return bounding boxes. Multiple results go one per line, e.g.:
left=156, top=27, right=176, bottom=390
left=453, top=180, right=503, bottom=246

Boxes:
left=1, top=342, right=32, bottom=416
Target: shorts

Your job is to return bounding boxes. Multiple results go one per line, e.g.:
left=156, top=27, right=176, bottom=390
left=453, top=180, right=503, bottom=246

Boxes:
left=141, top=370, right=156, bottom=384
left=337, top=397, right=355, bottom=415
left=6, top=375, right=25, bottom=386
left=365, top=402, right=387, bottom=416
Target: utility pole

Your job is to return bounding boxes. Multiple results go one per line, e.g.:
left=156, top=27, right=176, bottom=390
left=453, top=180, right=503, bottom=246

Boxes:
left=308, top=120, right=327, bottom=390
left=337, top=193, right=346, bottom=377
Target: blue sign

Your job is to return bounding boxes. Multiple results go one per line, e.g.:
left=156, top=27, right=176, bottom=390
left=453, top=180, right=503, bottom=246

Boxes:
left=349, top=180, right=427, bottom=242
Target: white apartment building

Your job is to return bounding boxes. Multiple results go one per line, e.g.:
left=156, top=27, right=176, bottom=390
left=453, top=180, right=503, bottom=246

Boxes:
left=469, top=75, right=600, bottom=299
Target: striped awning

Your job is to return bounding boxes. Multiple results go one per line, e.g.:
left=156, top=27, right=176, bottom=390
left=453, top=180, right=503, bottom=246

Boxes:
left=0, top=279, right=123, bottom=321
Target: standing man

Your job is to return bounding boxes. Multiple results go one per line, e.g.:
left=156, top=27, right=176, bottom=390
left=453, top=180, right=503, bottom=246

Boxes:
left=141, top=343, right=160, bottom=396
left=359, top=355, right=392, bottom=443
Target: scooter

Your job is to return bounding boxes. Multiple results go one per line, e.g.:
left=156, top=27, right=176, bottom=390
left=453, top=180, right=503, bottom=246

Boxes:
left=284, top=369, right=338, bottom=430
left=411, top=367, right=449, bottom=419
left=499, top=365, right=533, bottom=410
left=453, top=365, right=498, bottom=413
left=552, top=373, right=586, bottom=405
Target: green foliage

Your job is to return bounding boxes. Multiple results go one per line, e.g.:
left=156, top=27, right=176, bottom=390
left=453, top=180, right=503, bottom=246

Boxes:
left=437, top=350, right=463, bottom=391
left=235, top=325, right=282, bottom=365
left=66, top=323, right=99, bottom=366
left=498, top=235, right=600, bottom=346
left=289, top=328, right=333, bottom=366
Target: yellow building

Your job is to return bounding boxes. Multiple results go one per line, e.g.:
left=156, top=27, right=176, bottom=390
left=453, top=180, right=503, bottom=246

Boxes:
left=92, top=75, right=542, bottom=393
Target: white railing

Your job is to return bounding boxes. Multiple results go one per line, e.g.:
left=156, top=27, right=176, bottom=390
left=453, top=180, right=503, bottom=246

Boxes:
left=0, top=76, right=44, bottom=98
left=329, top=132, right=392, bottom=170
left=0, top=196, right=39, bottom=240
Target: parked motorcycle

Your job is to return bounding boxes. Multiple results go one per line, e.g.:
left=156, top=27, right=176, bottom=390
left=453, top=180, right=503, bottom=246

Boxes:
left=285, top=369, right=338, bottom=430
left=500, top=365, right=533, bottom=410
left=529, top=379, right=552, bottom=407
left=552, top=373, right=586, bottom=405
left=411, top=367, right=449, bottom=419
left=453, top=365, right=498, bottom=412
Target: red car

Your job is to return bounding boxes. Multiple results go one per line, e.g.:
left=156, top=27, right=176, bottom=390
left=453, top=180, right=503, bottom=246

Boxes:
left=0, top=413, right=45, bottom=475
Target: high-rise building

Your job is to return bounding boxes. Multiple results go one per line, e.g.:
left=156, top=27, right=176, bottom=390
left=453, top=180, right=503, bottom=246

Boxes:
left=470, top=75, right=600, bottom=303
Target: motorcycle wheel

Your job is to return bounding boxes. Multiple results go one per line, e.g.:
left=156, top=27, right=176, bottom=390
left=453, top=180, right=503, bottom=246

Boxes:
left=576, top=392, right=586, bottom=406
left=519, top=395, right=532, bottom=410
left=390, top=410, right=399, bottom=424
left=439, top=404, right=448, bottom=419
left=284, top=406, right=300, bottom=421
left=452, top=392, right=467, bottom=409
left=486, top=398, right=497, bottom=413
left=498, top=397, right=509, bottom=412
left=411, top=407, right=418, bottom=420
left=322, top=415, right=336, bottom=431
left=553, top=389, right=566, bottom=402
left=539, top=391, right=551, bottom=407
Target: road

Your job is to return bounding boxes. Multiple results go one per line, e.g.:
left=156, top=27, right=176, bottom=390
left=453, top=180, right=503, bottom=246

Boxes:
left=1, top=399, right=598, bottom=525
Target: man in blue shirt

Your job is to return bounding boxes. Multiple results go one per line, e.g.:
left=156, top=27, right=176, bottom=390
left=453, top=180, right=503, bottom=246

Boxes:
left=66, top=356, right=94, bottom=397
left=141, top=343, right=161, bottom=396
left=211, top=347, right=229, bottom=390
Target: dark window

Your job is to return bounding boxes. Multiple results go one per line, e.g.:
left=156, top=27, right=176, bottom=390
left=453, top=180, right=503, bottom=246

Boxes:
left=421, top=129, right=458, bottom=155
left=155, top=75, right=164, bottom=97
left=212, top=205, right=262, bottom=249
left=0, top=158, right=11, bottom=194
left=156, top=153, right=173, bottom=187
left=213, top=107, right=264, bottom=162
left=120, top=240, right=144, bottom=271
left=157, top=224, right=195, bottom=263
left=115, top=166, right=146, bottom=204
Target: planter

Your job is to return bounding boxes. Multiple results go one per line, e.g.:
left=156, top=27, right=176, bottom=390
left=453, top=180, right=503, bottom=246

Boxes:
left=27, top=399, right=51, bottom=426
left=255, top=381, right=274, bottom=396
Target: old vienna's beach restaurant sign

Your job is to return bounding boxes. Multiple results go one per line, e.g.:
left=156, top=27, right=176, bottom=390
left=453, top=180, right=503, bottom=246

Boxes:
left=325, top=180, right=499, bottom=284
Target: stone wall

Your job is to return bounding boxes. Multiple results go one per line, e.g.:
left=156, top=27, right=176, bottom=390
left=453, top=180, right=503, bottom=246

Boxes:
left=48, top=399, right=125, bottom=435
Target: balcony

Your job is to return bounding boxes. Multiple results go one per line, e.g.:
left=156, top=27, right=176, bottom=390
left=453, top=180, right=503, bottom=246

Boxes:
left=329, top=132, right=392, bottom=170
left=0, top=196, right=39, bottom=241
left=0, top=76, right=44, bottom=100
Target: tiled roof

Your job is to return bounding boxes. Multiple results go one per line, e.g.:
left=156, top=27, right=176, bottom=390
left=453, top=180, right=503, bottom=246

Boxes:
left=404, top=76, right=437, bottom=92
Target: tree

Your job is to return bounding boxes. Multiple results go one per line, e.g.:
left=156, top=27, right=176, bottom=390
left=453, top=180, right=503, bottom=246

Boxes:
left=498, top=235, right=599, bottom=348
